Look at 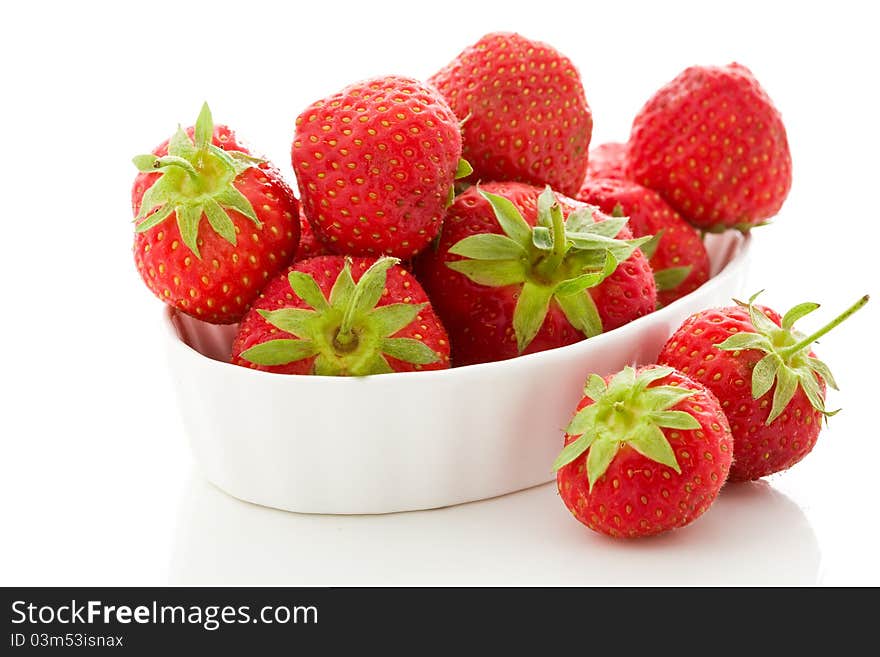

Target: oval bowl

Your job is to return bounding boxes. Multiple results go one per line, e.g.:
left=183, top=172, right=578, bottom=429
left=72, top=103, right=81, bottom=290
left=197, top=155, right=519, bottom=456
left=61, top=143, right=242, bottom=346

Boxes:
left=164, top=232, right=750, bottom=514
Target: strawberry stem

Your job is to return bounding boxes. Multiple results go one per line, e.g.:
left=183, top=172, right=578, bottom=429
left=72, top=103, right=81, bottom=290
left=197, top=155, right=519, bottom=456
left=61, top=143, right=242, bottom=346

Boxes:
left=535, top=199, right=567, bottom=279
left=336, top=304, right=359, bottom=349
left=778, top=295, right=869, bottom=358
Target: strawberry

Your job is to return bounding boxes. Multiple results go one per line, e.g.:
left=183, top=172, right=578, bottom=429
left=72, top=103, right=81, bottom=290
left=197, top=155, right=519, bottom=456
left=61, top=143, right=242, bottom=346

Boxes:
left=578, top=177, right=710, bottom=307
left=627, top=63, right=792, bottom=231
left=585, top=142, right=628, bottom=181
left=132, top=104, right=300, bottom=324
left=429, top=32, right=592, bottom=198
left=657, top=293, right=868, bottom=481
left=414, top=182, right=656, bottom=366
left=294, top=207, right=332, bottom=261
left=554, top=365, right=733, bottom=538
left=232, top=256, right=450, bottom=375
left=291, top=76, right=465, bottom=259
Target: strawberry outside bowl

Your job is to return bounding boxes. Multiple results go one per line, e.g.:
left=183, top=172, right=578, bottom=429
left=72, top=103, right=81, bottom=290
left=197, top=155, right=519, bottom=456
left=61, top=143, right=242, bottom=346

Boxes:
left=163, top=232, right=750, bottom=514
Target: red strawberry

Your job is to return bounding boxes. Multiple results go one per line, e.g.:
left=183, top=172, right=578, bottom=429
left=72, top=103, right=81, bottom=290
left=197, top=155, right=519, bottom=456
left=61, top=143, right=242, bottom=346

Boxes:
left=554, top=365, right=733, bottom=538
left=291, top=76, right=464, bottom=259
left=232, top=256, right=450, bottom=375
left=294, top=207, right=332, bottom=261
left=657, top=293, right=868, bottom=481
left=578, top=177, right=710, bottom=307
left=429, top=32, right=592, bottom=197
left=132, top=104, right=300, bottom=324
left=585, top=142, right=628, bottom=180
left=628, top=63, right=792, bottom=231
left=414, top=182, right=656, bottom=366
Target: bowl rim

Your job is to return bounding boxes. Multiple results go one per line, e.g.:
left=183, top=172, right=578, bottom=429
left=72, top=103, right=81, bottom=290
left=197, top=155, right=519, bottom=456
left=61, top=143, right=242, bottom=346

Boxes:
left=162, top=233, right=751, bottom=384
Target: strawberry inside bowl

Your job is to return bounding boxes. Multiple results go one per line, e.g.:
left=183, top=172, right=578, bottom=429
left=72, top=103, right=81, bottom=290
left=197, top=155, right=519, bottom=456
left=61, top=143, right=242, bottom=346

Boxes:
left=163, top=232, right=750, bottom=514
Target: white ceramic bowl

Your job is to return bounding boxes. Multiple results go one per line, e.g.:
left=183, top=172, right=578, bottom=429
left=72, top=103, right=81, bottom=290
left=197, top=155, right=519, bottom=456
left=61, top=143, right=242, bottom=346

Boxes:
left=164, top=233, right=750, bottom=514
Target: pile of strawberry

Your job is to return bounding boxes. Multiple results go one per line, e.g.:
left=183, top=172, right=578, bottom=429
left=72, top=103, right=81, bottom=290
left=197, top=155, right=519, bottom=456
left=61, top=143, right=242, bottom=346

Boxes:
left=130, top=33, right=867, bottom=537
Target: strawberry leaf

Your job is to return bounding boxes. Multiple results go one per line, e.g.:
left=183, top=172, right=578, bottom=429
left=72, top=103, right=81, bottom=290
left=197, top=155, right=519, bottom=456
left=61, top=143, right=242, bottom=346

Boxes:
left=555, top=290, right=603, bottom=339
left=638, top=229, right=664, bottom=259
left=329, top=261, right=357, bottom=306
left=751, top=353, right=779, bottom=400
left=215, top=186, right=260, bottom=226
left=798, top=370, right=826, bottom=415
left=532, top=226, right=553, bottom=250
left=631, top=366, right=674, bottom=388
left=583, top=374, right=607, bottom=401
left=536, top=186, right=556, bottom=229
left=651, top=411, right=701, bottom=430
left=564, top=208, right=596, bottom=234
left=176, top=205, right=202, bottom=259
left=135, top=204, right=175, bottom=233
left=350, top=257, right=396, bottom=316
left=203, top=199, right=237, bottom=246
left=132, top=154, right=159, bottom=172
left=586, top=439, right=619, bottom=491
left=767, top=365, right=798, bottom=424
left=288, top=271, right=330, bottom=311
left=577, top=216, right=628, bottom=239
left=194, top=102, right=213, bottom=150
left=479, top=189, right=532, bottom=245
left=806, top=357, right=838, bottom=391
left=168, top=126, right=197, bottom=159
left=370, top=303, right=426, bottom=336
left=782, top=302, right=820, bottom=330
left=749, top=302, right=780, bottom=336
left=241, top=339, right=318, bottom=366
left=448, top=234, right=526, bottom=260
left=566, top=404, right=599, bottom=436
left=628, top=424, right=681, bottom=473
left=552, top=431, right=597, bottom=471
left=716, top=332, right=774, bottom=353
left=257, top=308, right=317, bottom=338
left=446, top=260, right=527, bottom=287
left=455, top=158, right=473, bottom=180
left=380, top=338, right=439, bottom=365
left=641, top=386, right=695, bottom=412
left=654, top=266, right=692, bottom=292
left=512, top=282, right=555, bottom=353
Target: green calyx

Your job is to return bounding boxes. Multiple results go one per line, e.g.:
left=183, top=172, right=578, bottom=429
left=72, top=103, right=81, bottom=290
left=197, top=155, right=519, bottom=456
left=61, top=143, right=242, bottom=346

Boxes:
left=446, top=186, right=651, bottom=353
left=653, top=266, right=692, bottom=292
left=715, top=291, right=869, bottom=425
left=447, top=158, right=474, bottom=207
left=240, top=257, right=440, bottom=376
left=552, top=366, right=700, bottom=490
left=132, top=103, right=264, bottom=258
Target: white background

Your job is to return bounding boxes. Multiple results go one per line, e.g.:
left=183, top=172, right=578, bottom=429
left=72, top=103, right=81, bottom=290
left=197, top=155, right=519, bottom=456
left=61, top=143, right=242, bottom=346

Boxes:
left=2, top=0, right=878, bottom=585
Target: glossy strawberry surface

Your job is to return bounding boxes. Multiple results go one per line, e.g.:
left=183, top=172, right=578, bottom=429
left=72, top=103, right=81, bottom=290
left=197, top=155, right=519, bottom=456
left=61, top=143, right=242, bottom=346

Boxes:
left=628, top=63, right=791, bottom=231
left=430, top=32, right=592, bottom=197
left=585, top=142, right=629, bottom=180
left=292, top=76, right=461, bottom=258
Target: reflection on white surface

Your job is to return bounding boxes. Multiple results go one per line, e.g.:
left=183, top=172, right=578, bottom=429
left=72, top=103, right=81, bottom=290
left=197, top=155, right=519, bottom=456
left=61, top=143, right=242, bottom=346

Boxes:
left=169, top=473, right=820, bottom=586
